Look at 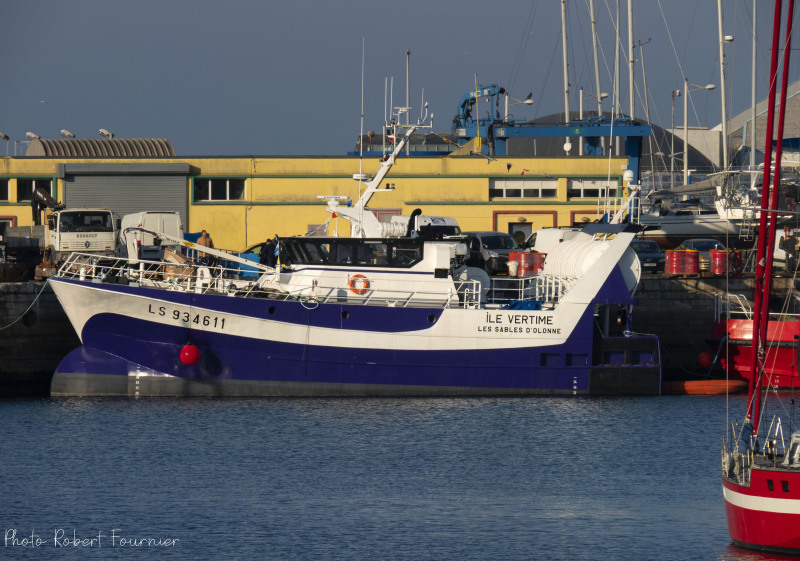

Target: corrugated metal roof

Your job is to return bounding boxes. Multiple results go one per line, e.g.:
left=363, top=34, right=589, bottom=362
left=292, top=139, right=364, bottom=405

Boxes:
left=25, top=138, right=175, bottom=157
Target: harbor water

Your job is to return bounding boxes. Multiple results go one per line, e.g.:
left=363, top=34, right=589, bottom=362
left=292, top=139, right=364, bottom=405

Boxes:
left=1, top=395, right=793, bottom=560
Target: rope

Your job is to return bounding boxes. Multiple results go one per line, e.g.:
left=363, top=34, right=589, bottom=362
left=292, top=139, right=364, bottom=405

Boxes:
left=0, top=279, right=51, bottom=331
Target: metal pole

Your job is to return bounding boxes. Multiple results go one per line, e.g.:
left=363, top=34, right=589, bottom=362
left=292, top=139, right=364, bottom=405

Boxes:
left=671, top=90, right=679, bottom=189
left=684, top=78, right=689, bottom=186
left=405, top=50, right=411, bottom=155
left=579, top=87, right=584, bottom=156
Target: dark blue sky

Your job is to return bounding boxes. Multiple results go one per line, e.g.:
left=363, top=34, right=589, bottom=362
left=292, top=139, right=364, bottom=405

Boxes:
left=2, top=0, right=795, bottom=156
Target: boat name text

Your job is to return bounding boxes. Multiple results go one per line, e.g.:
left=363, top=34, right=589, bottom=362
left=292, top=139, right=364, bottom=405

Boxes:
left=148, top=304, right=226, bottom=329
left=479, top=313, right=560, bottom=334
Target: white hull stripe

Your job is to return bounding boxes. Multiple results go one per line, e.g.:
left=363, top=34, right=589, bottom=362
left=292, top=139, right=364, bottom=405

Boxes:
left=724, top=485, right=800, bottom=514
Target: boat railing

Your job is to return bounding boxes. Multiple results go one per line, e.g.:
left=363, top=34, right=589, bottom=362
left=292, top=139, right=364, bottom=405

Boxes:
left=56, top=252, right=278, bottom=295
left=715, top=293, right=752, bottom=319
left=56, top=253, right=575, bottom=310
left=722, top=439, right=752, bottom=487
left=283, top=282, right=468, bottom=309
left=605, top=193, right=641, bottom=225
left=58, top=252, right=550, bottom=310
left=484, top=274, right=574, bottom=307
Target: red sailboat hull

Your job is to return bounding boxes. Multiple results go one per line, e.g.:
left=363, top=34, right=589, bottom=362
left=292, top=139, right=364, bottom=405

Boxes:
left=723, top=471, right=800, bottom=553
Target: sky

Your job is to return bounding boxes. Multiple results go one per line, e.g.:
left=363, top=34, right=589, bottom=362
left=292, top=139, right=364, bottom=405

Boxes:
left=2, top=0, right=797, bottom=156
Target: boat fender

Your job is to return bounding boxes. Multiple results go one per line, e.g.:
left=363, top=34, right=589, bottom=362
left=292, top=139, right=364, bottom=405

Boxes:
left=180, top=344, right=200, bottom=365
left=349, top=274, right=370, bottom=295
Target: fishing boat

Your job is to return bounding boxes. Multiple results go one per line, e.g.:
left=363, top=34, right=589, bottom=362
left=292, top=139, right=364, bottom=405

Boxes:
left=47, top=112, right=661, bottom=398
left=709, top=308, right=800, bottom=389
left=722, top=1, right=800, bottom=552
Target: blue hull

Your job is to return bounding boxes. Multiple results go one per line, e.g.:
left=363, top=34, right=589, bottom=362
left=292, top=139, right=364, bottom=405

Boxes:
left=50, top=278, right=661, bottom=397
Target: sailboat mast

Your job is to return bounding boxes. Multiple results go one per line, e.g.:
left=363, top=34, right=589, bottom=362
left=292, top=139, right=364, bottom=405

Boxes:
left=760, top=0, right=795, bottom=342
left=748, top=0, right=786, bottom=431
left=751, top=0, right=757, bottom=172
left=628, top=0, right=634, bottom=119
left=590, top=0, right=603, bottom=117
left=718, top=0, right=729, bottom=172
left=562, top=0, right=570, bottom=134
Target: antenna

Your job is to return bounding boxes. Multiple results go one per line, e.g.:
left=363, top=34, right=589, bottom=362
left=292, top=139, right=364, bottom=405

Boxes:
left=359, top=37, right=365, bottom=229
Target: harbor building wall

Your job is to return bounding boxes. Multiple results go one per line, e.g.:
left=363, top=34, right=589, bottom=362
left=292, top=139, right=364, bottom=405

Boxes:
left=0, top=153, right=629, bottom=252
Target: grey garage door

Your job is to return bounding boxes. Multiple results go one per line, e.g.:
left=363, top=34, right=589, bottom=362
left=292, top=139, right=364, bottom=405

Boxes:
left=59, top=163, right=190, bottom=228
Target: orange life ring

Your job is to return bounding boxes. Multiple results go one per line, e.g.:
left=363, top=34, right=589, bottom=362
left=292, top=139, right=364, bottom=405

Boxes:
left=348, top=274, right=370, bottom=295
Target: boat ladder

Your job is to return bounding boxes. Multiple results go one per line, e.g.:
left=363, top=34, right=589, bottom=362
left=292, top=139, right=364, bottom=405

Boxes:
left=738, top=207, right=757, bottom=242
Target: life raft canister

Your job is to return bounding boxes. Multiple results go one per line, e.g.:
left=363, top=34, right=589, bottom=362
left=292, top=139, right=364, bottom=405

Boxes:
left=348, top=274, right=370, bottom=295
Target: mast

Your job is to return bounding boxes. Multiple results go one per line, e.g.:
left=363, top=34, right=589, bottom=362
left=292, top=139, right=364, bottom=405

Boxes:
left=748, top=0, right=790, bottom=432
left=561, top=0, right=571, bottom=154
left=717, top=0, right=729, bottom=172
left=750, top=0, right=757, bottom=172
left=628, top=0, right=634, bottom=119
left=590, top=0, right=603, bottom=117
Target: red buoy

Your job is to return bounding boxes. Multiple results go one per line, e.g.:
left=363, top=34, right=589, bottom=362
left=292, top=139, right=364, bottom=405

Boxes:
left=180, top=344, right=200, bottom=365
left=697, top=351, right=713, bottom=369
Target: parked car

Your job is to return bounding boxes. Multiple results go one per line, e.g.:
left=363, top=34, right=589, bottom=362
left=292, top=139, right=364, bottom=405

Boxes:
left=630, top=239, right=665, bottom=273
left=236, top=242, right=271, bottom=277
left=677, top=238, right=726, bottom=271
left=462, top=231, right=519, bottom=275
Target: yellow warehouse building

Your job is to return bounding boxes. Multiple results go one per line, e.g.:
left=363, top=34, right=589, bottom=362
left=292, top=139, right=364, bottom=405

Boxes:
left=0, top=138, right=632, bottom=252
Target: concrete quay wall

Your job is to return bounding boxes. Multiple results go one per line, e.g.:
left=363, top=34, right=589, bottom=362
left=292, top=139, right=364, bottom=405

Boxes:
left=0, top=282, right=79, bottom=396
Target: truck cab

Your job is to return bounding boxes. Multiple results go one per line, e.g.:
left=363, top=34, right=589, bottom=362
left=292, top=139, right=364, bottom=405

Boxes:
left=47, top=209, right=118, bottom=265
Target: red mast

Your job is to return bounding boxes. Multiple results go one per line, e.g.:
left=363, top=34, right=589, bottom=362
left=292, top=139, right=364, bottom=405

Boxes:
left=747, top=0, right=794, bottom=432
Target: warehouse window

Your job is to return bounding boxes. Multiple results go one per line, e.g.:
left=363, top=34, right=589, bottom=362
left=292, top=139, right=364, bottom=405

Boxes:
left=16, top=178, right=52, bottom=202
left=194, top=178, right=245, bottom=201
left=0, top=179, right=8, bottom=201
left=567, top=178, right=617, bottom=199
left=490, top=178, right=557, bottom=199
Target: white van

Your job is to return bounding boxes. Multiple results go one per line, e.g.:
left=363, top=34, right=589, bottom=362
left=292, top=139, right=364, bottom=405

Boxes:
left=524, top=227, right=582, bottom=253
left=117, top=211, right=183, bottom=260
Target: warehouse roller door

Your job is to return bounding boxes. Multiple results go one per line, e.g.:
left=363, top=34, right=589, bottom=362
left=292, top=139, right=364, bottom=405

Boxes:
left=59, top=163, right=190, bottom=228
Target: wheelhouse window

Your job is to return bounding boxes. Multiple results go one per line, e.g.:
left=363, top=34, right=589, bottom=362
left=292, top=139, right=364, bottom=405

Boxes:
left=17, top=178, right=52, bottom=202
left=0, top=179, right=8, bottom=201
left=489, top=178, right=557, bottom=199
left=281, top=237, right=423, bottom=268
left=194, top=178, right=245, bottom=201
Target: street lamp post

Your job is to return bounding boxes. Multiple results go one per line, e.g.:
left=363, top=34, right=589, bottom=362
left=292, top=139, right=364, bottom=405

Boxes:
left=503, top=93, right=534, bottom=122
left=683, top=78, right=716, bottom=186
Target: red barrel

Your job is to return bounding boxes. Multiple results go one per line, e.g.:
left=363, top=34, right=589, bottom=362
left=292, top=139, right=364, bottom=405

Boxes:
left=684, top=250, right=699, bottom=274
left=710, top=249, right=727, bottom=274
left=518, top=252, right=543, bottom=276
left=517, top=252, right=534, bottom=276
left=665, top=250, right=684, bottom=275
